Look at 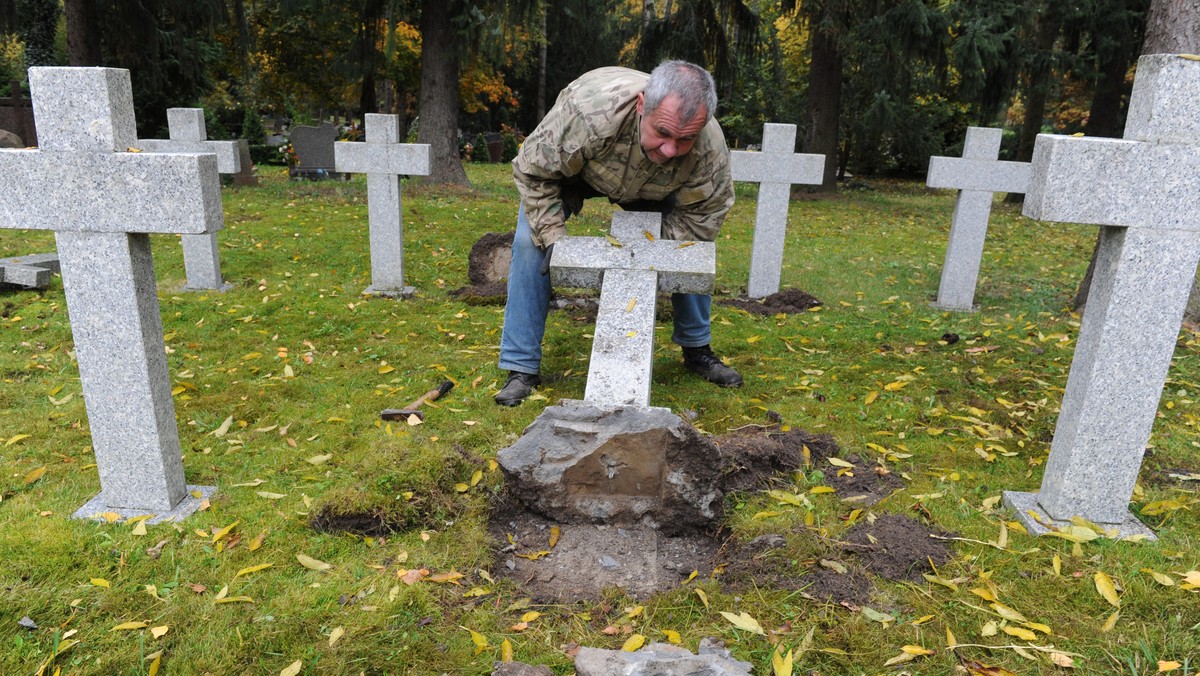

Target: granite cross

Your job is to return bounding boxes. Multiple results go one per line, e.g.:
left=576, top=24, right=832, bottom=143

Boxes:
left=139, top=108, right=242, bottom=292
left=1002, top=54, right=1200, bottom=540
left=926, top=127, right=1030, bottom=312
left=334, top=114, right=431, bottom=297
left=0, top=67, right=219, bottom=522
left=0, top=252, right=60, bottom=289
left=550, top=211, right=715, bottom=407
left=730, top=123, right=824, bottom=298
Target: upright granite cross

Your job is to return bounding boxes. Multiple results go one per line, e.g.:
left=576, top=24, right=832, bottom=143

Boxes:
left=1003, top=54, right=1200, bottom=540
left=550, top=210, right=716, bottom=407
left=0, top=67, right=218, bottom=522
left=334, top=113, right=431, bottom=297
left=140, top=108, right=242, bottom=291
left=730, top=123, right=824, bottom=298
left=927, top=127, right=1030, bottom=312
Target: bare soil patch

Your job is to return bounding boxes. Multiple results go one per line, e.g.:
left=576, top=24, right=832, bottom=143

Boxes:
left=720, top=288, right=822, bottom=316
left=842, top=514, right=955, bottom=582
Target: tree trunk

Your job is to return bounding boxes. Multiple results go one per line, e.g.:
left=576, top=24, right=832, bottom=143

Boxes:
left=64, top=0, right=101, bottom=66
left=417, top=0, right=469, bottom=185
left=1003, top=9, right=1060, bottom=205
left=357, top=0, right=384, bottom=115
left=1082, top=46, right=1134, bottom=138
left=802, top=25, right=842, bottom=192
left=1076, top=0, right=1199, bottom=314
left=536, top=6, right=547, bottom=122
left=642, top=0, right=656, bottom=33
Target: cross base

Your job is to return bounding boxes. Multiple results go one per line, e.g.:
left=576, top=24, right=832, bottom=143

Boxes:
left=928, top=299, right=978, bottom=313
left=73, top=485, right=217, bottom=524
left=182, top=281, right=233, bottom=293
left=1003, top=490, right=1156, bottom=541
left=364, top=284, right=416, bottom=299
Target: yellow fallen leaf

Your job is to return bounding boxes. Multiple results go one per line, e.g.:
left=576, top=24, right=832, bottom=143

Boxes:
left=1049, top=651, right=1075, bottom=668
left=549, top=526, right=560, bottom=548
left=773, top=646, right=793, bottom=676
left=884, top=652, right=916, bottom=666
left=297, top=554, right=332, bottom=571
left=211, top=520, right=240, bottom=544
left=622, top=634, right=646, bottom=652
left=307, top=454, right=332, bottom=465
left=902, top=644, right=935, bottom=656
left=1022, top=621, right=1052, bottom=635
left=883, top=380, right=909, bottom=391
left=150, top=625, right=169, bottom=638
left=719, top=611, right=766, bottom=635
left=1102, top=609, right=1120, bottom=632
left=148, top=653, right=162, bottom=676
left=520, top=611, right=540, bottom=622
left=257, top=491, right=286, bottom=500
left=864, top=391, right=878, bottom=405
left=990, top=602, right=1028, bottom=623
left=969, top=586, right=997, bottom=602
left=280, top=660, right=302, bottom=676
left=1053, top=553, right=1061, bottom=576
left=662, top=629, right=681, bottom=644
left=502, top=639, right=513, bottom=662
left=515, top=550, right=550, bottom=561
left=23, top=466, right=46, bottom=484
left=828, top=457, right=855, bottom=468
left=470, top=469, right=483, bottom=486
left=465, top=627, right=488, bottom=654
left=212, top=415, right=234, bottom=437
left=1141, top=568, right=1175, bottom=586
left=1002, top=625, right=1037, bottom=641
left=428, top=571, right=464, bottom=584
left=1159, top=660, right=1183, bottom=673
left=249, top=531, right=267, bottom=552
left=1095, top=571, right=1121, bottom=607
left=112, top=621, right=148, bottom=631
left=215, top=596, right=254, bottom=604
left=695, top=588, right=709, bottom=609
left=946, top=626, right=957, bottom=648
left=510, top=621, right=529, bottom=632
left=91, top=578, right=110, bottom=588
left=7, top=433, right=31, bottom=446
left=378, top=365, right=395, bottom=374
left=454, top=483, right=469, bottom=492
left=329, top=626, right=344, bottom=647
left=809, top=486, right=835, bottom=494
left=236, top=563, right=274, bottom=578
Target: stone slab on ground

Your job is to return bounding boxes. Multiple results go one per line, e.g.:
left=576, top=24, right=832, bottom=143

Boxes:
left=496, top=401, right=723, bottom=534
left=1002, top=490, right=1157, bottom=541
left=0, top=252, right=59, bottom=288
left=575, top=640, right=751, bottom=676
left=74, top=485, right=217, bottom=524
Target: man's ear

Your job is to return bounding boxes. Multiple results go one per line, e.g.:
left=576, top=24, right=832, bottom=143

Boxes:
left=636, top=92, right=645, bottom=115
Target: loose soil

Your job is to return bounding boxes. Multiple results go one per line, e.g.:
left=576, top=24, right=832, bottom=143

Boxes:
left=720, top=288, right=822, bottom=316
left=842, top=514, right=955, bottom=582
left=711, top=426, right=837, bottom=494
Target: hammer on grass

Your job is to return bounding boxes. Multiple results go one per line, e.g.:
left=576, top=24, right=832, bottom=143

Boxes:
left=381, top=380, right=455, bottom=421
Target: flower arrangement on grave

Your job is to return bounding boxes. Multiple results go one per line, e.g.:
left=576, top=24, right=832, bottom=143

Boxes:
left=279, top=142, right=298, bottom=166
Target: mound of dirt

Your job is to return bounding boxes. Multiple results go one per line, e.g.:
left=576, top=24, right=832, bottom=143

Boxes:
left=713, top=426, right=840, bottom=494
left=842, top=514, right=954, bottom=582
left=796, top=565, right=873, bottom=606
left=720, top=288, right=822, bottom=316
left=822, top=453, right=906, bottom=507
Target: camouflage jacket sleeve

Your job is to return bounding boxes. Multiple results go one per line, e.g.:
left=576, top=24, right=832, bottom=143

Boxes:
left=512, top=101, right=597, bottom=249
left=662, top=120, right=735, bottom=242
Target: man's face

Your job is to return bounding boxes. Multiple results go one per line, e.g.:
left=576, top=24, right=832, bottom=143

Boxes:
left=637, top=92, right=707, bottom=165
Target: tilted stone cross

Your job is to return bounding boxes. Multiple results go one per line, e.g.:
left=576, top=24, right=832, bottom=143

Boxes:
left=0, top=68, right=219, bottom=522
left=550, top=211, right=715, bottom=407
left=926, top=126, right=1030, bottom=312
left=1002, top=55, right=1200, bottom=540
left=139, top=108, right=242, bottom=291
left=334, top=114, right=431, bottom=297
left=730, top=123, right=823, bottom=298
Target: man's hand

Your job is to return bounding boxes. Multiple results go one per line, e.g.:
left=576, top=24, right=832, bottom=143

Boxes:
left=539, top=243, right=555, bottom=276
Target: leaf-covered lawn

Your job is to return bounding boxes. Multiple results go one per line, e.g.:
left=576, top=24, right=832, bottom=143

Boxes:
left=1, top=165, right=1198, bottom=675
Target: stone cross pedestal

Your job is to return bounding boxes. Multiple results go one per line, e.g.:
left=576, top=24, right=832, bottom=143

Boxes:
left=550, top=211, right=716, bottom=407
left=140, top=108, right=242, bottom=292
left=730, top=123, right=824, bottom=298
left=334, top=114, right=431, bottom=297
left=927, top=127, right=1030, bottom=312
left=0, top=252, right=60, bottom=289
left=1003, top=55, right=1200, bottom=540
left=0, top=67, right=219, bottom=522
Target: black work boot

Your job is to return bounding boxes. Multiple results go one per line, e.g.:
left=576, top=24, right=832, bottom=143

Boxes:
left=682, top=345, right=743, bottom=387
left=494, top=371, right=541, bottom=406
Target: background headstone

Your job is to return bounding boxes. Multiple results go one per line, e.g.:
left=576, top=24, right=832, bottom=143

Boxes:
left=927, top=127, right=1031, bottom=312
left=730, top=123, right=824, bottom=299
left=333, top=113, right=431, bottom=297
left=231, top=138, right=258, bottom=186
left=139, top=107, right=241, bottom=292
left=0, top=252, right=59, bottom=289
left=1003, top=54, right=1200, bottom=540
left=289, top=121, right=342, bottom=179
left=0, top=67, right=219, bottom=522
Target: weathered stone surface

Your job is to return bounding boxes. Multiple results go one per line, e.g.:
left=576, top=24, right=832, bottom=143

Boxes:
left=0, top=252, right=59, bottom=289
left=496, top=401, right=723, bottom=535
left=490, top=661, right=553, bottom=676
left=574, top=642, right=752, bottom=676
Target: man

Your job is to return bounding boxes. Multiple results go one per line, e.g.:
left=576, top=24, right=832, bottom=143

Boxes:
left=495, top=60, right=742, bottom=407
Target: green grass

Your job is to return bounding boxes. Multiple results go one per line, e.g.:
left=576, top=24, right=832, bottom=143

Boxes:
left=2, top=164, right=1199, bottom=674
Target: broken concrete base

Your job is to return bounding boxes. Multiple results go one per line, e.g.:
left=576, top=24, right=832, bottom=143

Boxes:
left=496, top=401, right=723, bottom=535
left=575, top=639, right=751, bottom=675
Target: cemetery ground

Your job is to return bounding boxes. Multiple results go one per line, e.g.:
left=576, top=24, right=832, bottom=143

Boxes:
left=2, top=165, right=1200, bottom=675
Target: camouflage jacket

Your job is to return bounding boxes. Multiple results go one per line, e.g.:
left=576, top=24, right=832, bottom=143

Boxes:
left=513, top=66, right=734, bottom=248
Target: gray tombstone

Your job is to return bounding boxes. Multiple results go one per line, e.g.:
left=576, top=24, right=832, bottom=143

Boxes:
left=140, top=108, right=241, bottom=292
left=730, top=123, right=824, bottom=299
left=1002, top=55, right=1200, bottom=540
left=289, top=121, right=341, bottom=179
left=334, top=114, right=431, bottom=297
left=231, top=138, right=258, bottom=186
left=550, top=211, right=716, bottom=407
left=0, top=252, right=60, bottom=289
left=927, top=127, right=1031, bottom=312
left=0, top=67, right=218, bottom=522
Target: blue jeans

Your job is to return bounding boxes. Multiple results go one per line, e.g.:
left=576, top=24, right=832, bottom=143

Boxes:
left=498, top=203, right=712, bottom=375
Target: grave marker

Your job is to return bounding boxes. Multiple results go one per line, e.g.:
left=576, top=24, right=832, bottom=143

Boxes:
left=0, top=252, right=60, bottom=289
left=0, top=67, right=219, bottom=522
left=927, top=127, right=1030, bottom=311
left=730, top=123, right=823, bottom=298
left=140, top=108, right=241, bottom=291
left=550, top=211, right=715, bottom=406
left=289, top=121, right=341, bottom=179
left=1002, top=55, right=1200, bottom=540
left=334, top=114, right=431, bottom=297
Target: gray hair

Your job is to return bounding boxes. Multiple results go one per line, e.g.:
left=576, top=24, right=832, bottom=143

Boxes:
left=643, top=60, right=717, bottom=124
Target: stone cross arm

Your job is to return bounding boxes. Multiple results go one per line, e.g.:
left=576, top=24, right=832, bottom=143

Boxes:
left=926, top=156, right=1030, bottom=193
left=138, top=138, right=240, bottom=173
left=334, top=141, right=431, bottom=175
left=1023, top=134, right=1200, bottom=230
left=0, top=150, right=223, bottom=234
left=550, top=235, right=716, bottom=294
left=730, top=149, right=824, bottom=184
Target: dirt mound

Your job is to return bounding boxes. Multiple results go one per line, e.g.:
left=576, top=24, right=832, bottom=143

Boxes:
left=842, top=514, right=954, bottom=582
left=467, top=231, right=514, bottom=285
left=796, top=565, right=873, bottom=606
left=721, top=288, right=822, bottom=316
left=713, top=426, right=839, bottom=493
left=822, top=453, right=906, bottom=507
